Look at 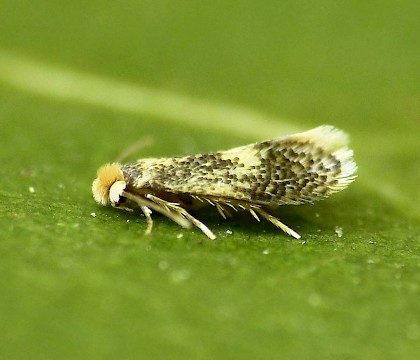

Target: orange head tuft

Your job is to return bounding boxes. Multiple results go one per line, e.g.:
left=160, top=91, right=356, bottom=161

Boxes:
left=92, top=163, right=126, bottom=205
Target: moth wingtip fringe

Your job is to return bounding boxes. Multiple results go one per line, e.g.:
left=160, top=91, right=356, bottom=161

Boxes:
left=304, top=125, right=357, bottom=181
left=336, top=149, right=357, bottom=177
left=288, top=125, right=350, bottom=152
left=325, top=151, right=357, bottom=198
left=92, top=162, right=125, bottom=205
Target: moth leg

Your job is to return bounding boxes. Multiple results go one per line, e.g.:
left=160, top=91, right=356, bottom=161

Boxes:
left=252, top=207, right=301, bottom=239
left=215, top=203, right=227, bottom=219
left=225, top=202, right=239, bottom=212
left=139, top=205, right=153, bottom=235
left=122, top=191, right=191, bottom=230
left=147, top=194, right=216, bottom=240
left=194, top=196, right=232, bottom=219
left=214, top=202, right=232, bottom=219
left=175, top=207, right=216, bottom=240
left=248, top=208, right=261, bottom=222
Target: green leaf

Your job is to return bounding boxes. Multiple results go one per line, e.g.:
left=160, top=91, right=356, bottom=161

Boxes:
left=1, top=1, right=419, bottom=359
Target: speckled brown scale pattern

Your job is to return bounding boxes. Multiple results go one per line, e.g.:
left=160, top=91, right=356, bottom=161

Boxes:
left=121, top=126, right=356, bottom=207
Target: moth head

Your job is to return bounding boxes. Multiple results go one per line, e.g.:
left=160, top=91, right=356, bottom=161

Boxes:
left=92, top=163, right=126, bottom=205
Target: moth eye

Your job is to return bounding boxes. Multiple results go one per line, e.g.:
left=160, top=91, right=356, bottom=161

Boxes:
left=119, top=196, right=127, bottom=203
left=113, top=196, right=127, bottom=208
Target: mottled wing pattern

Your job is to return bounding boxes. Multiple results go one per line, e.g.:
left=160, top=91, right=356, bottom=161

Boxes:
left=122, top=126, right=356, bottom=206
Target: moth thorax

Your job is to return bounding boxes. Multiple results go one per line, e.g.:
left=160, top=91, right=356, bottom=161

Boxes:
left=92, top=163, right=126, bottom=205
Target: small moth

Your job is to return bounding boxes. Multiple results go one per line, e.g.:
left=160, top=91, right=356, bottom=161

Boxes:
left=92, top=125, right=357, bottom=240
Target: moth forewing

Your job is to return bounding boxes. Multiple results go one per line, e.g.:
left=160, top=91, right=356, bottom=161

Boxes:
left=92, top=125, right=357, bottom=239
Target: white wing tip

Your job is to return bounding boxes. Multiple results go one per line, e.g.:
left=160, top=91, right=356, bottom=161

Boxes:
left=288, top=125, right=350, bottom=152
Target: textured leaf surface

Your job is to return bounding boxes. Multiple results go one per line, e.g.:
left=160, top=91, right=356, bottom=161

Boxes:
left=1, top=1, right=419, bottom=359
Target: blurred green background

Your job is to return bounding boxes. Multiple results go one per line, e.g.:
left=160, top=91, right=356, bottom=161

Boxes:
left=1, top=1, right=419, bottom=359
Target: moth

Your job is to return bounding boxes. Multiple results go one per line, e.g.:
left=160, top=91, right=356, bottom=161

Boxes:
left=92, top=125, right=357, bottom=239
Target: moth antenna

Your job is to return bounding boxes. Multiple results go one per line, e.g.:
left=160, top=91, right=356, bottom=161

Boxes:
left=115, top=136, right=155, bottom=163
